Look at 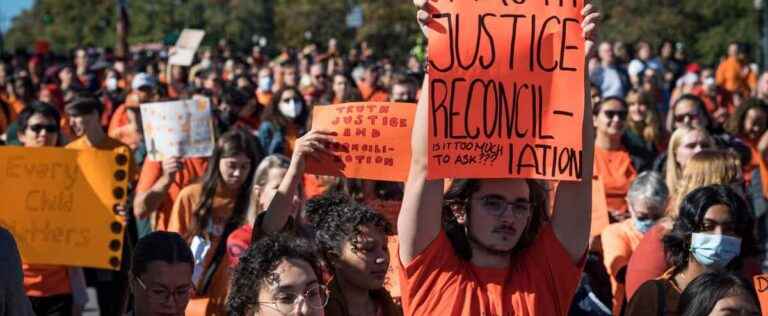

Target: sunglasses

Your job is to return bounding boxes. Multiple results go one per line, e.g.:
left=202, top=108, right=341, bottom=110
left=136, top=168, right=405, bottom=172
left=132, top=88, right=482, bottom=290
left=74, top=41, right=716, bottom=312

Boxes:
left=28, top=124, right=58, bottom=134
left=603, top=110, right=628, bottom=120
left=675, top=112, right=700, bottom=123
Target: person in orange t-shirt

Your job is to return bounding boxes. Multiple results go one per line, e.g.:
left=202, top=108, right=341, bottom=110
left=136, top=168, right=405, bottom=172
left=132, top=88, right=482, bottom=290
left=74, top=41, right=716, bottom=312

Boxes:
left=15, top=103, right=81, bottom=315
left=724, top=99, right=768, bottom=195
left=394, top=4, right=599, bottom=315
left=357, top=64, right=389, bottom=102
left=133, top=156, right=208, bottom=234
left=167, top=129, right=264, bottom=315
left=716, top=43, right=757, bottom=96
left=593, top=97, right=638, bottom=221
left=109, top=73, right=157, bottom=150
left=64, top=97, right=135, bottom=316
left=600, top=171, right=668, bottom=315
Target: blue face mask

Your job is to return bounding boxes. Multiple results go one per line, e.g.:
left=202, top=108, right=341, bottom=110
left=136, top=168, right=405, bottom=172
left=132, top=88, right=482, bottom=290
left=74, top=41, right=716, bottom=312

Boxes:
left=633, top=217, right=655, bottom=234
left=689, top=233, right=742, bottom=268
left=258, top=76, right=273, bottom=92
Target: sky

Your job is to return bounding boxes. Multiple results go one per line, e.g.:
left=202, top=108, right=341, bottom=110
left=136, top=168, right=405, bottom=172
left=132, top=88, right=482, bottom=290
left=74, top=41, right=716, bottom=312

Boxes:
left=1, top=0, right=33, bottom=32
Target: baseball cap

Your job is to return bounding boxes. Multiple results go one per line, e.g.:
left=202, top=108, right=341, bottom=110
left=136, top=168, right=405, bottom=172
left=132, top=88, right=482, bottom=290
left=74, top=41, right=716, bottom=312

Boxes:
left=131, top=73, right=157, bottom=91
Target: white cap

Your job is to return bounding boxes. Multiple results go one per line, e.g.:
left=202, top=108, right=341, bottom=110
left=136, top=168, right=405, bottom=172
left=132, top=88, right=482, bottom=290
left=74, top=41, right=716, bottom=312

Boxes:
left=132, top=73, right=157, bottom=90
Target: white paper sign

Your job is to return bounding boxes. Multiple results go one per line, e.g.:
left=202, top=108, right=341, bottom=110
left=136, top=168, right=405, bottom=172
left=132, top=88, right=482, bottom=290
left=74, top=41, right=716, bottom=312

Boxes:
left=140, top=98, right=215, bottom=161
left=169, top=29, right=205, bottom=66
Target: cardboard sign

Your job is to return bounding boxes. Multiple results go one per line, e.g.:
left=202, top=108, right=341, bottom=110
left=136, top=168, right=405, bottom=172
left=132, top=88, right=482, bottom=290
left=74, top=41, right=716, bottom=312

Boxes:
left=169, top=29, right=205, bottom=66
left=426, top=0, right=585, bottom=181
left=754, top=274, right=768, bottom=316
left=140, top=98, right=215, bottom=161
left=306, top=102, right=416, bottom=182
left=0, top=147, right=130, bottom=270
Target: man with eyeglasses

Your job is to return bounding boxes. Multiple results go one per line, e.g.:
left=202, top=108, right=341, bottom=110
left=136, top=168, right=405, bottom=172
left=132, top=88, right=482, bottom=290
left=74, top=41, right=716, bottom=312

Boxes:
left=130, top=231, right=194, bottom=316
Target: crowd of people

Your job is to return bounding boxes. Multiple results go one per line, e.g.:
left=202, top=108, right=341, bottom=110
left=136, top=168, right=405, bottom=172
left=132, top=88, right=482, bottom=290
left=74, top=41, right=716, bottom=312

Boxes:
left=0, top=2, right=766, bottom=316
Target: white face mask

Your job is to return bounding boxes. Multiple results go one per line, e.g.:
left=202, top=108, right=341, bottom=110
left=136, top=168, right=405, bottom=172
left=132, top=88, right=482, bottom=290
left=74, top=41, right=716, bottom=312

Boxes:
left=279, top=99, right=303, bottom=119
left=106, top=77, right=118, bottom=91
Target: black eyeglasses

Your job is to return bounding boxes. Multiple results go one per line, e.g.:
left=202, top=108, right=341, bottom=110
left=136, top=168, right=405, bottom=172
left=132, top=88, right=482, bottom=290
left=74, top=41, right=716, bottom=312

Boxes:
left=473, top=196, right=534, bottom=218
left=27, top=124, right=58, bottom=134
left=675, top=112, right=700, bottom=123
left=603, top=110, right=628, bottom=120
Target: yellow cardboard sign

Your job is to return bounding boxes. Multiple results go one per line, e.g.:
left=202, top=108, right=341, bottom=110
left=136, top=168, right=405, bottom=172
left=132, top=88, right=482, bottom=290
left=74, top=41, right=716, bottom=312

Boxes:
left=0, top=147, right=130, bottom=270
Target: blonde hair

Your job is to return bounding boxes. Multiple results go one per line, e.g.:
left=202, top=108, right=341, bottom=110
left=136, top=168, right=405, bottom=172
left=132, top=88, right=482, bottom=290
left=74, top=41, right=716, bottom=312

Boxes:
left=670, top=149, right=742, bottom=216
left=253, top=154, right=291, bottom=186
left=248, top=154, right=291, bottom=218
left=626, top=89, right=663, bottom=146
left=665, top=126, right=713, bottom=197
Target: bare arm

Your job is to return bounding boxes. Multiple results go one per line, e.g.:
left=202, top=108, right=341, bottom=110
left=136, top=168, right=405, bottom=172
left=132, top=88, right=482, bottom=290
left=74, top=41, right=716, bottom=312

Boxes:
left=133, top=158, right=181, bottom=219
left=133, top=175, right=174, bottom=219
left=552, top=4, right=599, bottom=263
left=398, top=71, right=445, bottom=265
left=260, top=130, right=335, bottom=235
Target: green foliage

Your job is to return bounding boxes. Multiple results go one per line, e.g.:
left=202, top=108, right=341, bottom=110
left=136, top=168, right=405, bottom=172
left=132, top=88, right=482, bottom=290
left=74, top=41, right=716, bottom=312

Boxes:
left=598, top=0, right=759, bottom=65
left=3, top=0, right=420, bottom=61
left=4, top=0, right=760, bottom=66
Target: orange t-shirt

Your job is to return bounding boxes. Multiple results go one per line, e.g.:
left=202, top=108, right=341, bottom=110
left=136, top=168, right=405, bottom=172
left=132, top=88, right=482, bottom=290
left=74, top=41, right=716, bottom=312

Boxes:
left=168, top=182, right=237, bottom=315
left=716, top=57, right=757, bottom=94
left=136, top=158, right=208, bottom=231
left=358, top=82, right=390, bottom=102
left=22, top=264, right=70, bottom=297
left=65, top=136, right=135, bottom=179
left=601, top=219, right=644, bottom=315
left=593, top=147, right=637, bottom=214
left=399, top=225, right=583, bottom=316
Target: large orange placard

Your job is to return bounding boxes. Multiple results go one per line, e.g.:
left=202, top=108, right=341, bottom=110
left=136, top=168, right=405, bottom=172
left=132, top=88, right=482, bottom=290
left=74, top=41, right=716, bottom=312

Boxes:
left=306, top=102, right=416, bottom=182
left=0, top=147, right=130, bottom=270
left=755, top=274, right=768, bottom=316
left=426, top=0, right=585, bottom=181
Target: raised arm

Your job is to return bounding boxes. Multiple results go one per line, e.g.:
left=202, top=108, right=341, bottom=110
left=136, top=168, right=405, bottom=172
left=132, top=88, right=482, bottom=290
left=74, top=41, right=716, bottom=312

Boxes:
left=552, top=3, right=599, bottom=263
left=398, top=1, right=446, bottom=265
left=398, top=73, right=445, bottom=265
left=260, top=130, right=335, bottom=235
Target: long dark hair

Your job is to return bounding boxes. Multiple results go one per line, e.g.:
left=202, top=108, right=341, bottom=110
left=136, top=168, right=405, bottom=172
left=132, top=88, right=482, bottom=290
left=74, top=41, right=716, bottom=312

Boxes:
left=662, top=185, right=756, bottom=273
left=442, top=179, right=549, bottom=260
left=724, top=98, right=768, bottom=139
left=189, top=129, right=264, bottom=240
left=261, top=86, right=309, bottom=130
left=679, top=271, right=759, bottom=316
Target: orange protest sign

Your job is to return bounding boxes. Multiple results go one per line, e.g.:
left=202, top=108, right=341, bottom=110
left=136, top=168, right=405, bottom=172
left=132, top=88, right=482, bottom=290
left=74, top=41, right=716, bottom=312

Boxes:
left=306, top=102, right=416, bottom=182
left=754, top=274, right=768, bottom=316
left=426, top=0, right=586, bottom=181
left=0, top=147, right=130, bottom=270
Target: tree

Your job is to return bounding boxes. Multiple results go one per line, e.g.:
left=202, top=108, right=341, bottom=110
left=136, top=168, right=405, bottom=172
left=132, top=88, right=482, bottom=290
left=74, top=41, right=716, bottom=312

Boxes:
left=598, top=0, right=759, bottom=66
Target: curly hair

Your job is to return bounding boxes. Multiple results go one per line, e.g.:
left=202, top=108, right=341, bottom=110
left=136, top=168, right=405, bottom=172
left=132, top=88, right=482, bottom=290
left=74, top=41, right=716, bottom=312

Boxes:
left=311, top=200, right=392, bottom=261
left=227, top=234, right=321, bottom=316
left=302, top=192, right=354, bottom=227
left=442, top=179, right=550, bottom=261
left=662, top=185, right=756, bottom=274
left=724, top=98, right=768, bottom=139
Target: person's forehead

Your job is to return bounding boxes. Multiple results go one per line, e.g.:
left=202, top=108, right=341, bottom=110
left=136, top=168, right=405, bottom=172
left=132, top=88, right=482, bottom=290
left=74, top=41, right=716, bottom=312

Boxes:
left=221, top=154, right=250, bottom=164
left=475, top=179, right=530, bottom=199
left=142, top=261, right=193, bottom=284
left=266, top=259, right=317, bottom=290
left=682, top=131, right=707, bottom=144
left=675, top=101, right=697, bottom=113
left=28, top=113, right=55, bottom=124
left=266, top=168, right=287, bottom=182
left=704, top=204, right=732, bottom=221
left=601, top=100, right=625, bottom=111
left=351, top=224, right=386, bottom=243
